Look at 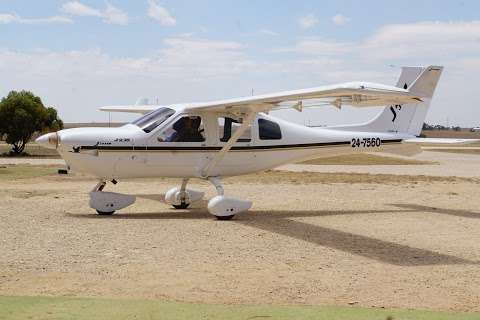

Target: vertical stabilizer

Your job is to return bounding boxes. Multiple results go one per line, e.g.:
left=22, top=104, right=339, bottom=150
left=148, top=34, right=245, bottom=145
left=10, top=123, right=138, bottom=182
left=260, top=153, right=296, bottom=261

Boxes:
left=330, top=66, right=443, bottom=136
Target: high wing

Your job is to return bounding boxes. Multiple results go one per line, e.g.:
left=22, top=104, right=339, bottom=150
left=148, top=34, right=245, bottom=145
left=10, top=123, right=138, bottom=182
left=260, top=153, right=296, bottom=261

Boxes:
left=100, top=81, right=422, bottom=115
left=183, top=82, right=421, bottom=115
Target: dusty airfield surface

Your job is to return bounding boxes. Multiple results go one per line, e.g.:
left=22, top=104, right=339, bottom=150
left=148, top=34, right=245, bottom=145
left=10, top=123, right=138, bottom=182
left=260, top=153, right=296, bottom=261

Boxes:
left=1, top=151, right=480, bottom=312
left=281, top=150, right=480, bottom=178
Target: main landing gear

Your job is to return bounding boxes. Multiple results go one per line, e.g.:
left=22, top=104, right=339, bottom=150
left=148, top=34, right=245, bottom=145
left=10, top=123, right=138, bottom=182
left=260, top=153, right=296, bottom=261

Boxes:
left=165, top=178, right=205, bottom=210
left=206, top=177, right=252, bottom=220
left=166, top=177, right=252, bottom=220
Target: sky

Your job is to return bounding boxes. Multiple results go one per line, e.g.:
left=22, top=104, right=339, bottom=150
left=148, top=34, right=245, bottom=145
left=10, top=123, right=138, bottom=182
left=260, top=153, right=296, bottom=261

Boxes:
left=1, top=0, right=480, bottom=126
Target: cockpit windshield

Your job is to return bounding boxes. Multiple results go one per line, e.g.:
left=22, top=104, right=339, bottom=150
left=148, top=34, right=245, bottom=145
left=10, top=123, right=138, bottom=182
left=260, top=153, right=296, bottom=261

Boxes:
left=131, top=107, right=175, bottom=133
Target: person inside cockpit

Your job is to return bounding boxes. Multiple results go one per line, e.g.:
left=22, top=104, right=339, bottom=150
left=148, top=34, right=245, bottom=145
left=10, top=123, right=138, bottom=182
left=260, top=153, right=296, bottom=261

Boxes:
left=166, top=116, right=204, bottom=142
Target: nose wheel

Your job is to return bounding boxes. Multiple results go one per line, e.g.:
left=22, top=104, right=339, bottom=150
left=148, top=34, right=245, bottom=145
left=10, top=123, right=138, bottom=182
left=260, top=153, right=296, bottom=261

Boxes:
left=96, top=210, right=115, bottom=215
left=216, top=214, right=235, bottom=221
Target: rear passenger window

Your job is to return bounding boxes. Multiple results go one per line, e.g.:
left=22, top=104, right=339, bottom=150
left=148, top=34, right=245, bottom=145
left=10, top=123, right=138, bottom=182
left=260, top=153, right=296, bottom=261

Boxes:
left=259, top=119, right=282, bottom=140
left=218, top=117, right=251, bottom=142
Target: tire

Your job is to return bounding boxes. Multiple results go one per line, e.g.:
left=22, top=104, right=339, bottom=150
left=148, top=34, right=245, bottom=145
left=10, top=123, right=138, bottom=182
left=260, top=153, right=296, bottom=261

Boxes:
left=96, top=210, right=115, bottom=215
left=216, top=215, right=235, bottom=221
left=173, top=202, right=190, bottom=209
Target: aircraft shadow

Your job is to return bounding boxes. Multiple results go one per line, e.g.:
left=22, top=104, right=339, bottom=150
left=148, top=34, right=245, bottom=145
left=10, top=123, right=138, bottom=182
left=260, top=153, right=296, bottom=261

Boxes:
left=238, top=213, right=473, bottom=267
left=67, top=208, right=413, bottom=221
left=67, top=205, right=475, bottom=266
left=67, top=210, right=212, bottom=220
left=392, top=203, right=480, bottom=219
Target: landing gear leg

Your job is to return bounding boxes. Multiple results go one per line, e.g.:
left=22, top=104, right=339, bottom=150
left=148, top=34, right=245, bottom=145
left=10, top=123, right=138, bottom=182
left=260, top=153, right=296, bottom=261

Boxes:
left=93, top=180, right=107, bottom=192
left=172, top=178, right=190, bottom=209
left=207, top=177, right=252, bottom=220
left=208, top=176, right=224, bottom=196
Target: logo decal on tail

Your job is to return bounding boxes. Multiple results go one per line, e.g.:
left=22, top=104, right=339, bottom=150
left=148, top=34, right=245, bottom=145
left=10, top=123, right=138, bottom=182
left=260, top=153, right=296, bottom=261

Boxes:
left=390, top=105, right=402, bottom=122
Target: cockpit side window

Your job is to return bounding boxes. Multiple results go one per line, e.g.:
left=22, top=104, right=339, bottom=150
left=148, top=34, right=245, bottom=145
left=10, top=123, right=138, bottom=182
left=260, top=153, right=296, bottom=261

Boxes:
left=157, top=116, right=205, bottom=143
left=258, top=119, right=282, bottom=140
left=131, top=107, right=175, bottom=133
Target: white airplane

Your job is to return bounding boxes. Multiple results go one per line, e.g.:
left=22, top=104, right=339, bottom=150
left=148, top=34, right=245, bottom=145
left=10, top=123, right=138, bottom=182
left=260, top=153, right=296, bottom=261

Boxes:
left=37, top=65, right=449, bottom=220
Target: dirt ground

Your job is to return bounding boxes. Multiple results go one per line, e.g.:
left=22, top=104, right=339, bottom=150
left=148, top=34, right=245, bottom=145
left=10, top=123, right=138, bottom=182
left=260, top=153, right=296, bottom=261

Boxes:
left=280, top=150, right=480, bottom=178
left=1, top=160, right=480, bottom=313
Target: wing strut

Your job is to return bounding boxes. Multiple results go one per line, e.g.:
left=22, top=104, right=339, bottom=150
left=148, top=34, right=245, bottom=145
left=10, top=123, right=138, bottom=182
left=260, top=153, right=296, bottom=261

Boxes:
left=201, top=111, right=257, bottom=178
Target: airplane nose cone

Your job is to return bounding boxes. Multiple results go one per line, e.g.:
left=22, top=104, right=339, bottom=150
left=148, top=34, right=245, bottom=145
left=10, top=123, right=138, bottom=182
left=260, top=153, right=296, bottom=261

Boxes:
left=35, top=132, right=59, bottom=149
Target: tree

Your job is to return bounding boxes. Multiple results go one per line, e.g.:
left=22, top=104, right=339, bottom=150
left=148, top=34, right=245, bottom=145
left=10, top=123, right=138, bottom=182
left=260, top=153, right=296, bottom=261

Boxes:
left=0, top=90, right=63, bottom=154
left=44, top=107, right=64, bottom=132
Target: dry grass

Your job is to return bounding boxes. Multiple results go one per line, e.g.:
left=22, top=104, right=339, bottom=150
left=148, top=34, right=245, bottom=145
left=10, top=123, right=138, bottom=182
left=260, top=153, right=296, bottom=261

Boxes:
left=299, top=153, right=433, bottom=166
left=0, top=165, right=58, bottom=180
left=0, top=143, right=60, bottom=158
left=1, top=296, right=477, bottom=320
left=421, top=130, right=480, bottom=139
left=229, top=170, right=474, bottom=185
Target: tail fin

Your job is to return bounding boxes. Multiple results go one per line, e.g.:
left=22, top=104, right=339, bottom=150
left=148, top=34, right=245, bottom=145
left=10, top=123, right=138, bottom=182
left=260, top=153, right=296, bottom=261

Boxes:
left=330, top=66, right=443, bottom=136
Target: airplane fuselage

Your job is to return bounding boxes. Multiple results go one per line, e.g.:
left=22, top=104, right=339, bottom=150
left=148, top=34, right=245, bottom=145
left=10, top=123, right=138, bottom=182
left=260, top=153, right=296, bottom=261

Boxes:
left=53, top=111, right=411, bottom=180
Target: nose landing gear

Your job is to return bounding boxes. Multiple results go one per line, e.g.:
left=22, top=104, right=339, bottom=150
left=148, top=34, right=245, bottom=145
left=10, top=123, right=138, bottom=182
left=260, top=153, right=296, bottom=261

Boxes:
left=166, top=177, right=252, bottom=220
left=89, top=180, right=136, bottom=215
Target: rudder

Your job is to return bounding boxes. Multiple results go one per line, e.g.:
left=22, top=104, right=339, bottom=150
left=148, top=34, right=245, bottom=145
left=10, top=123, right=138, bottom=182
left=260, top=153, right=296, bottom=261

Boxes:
left=330, top=66, right=443, bottom=136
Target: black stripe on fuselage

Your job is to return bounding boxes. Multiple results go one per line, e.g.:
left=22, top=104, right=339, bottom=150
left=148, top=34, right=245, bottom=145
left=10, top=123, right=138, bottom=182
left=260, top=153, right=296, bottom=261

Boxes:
left=80, top=139, right=403, bottom=152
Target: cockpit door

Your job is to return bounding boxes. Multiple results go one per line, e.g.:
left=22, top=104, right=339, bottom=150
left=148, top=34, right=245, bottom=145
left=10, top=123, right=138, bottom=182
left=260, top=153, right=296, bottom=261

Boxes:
left=145, top=113, right=210, bottom=177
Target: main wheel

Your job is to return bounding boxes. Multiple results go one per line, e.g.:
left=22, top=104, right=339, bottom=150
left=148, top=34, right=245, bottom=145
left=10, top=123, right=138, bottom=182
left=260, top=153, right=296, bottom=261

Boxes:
left=96, top=210, right=115, bottom=215
left=215, top=215, right=235, bottom=221
left=173, top=202, right=190, bottom=209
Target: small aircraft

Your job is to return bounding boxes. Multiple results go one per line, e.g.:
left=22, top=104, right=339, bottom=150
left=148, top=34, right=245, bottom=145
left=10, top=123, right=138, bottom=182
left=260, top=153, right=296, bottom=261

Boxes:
left=37, top=65, right=449, bottom=220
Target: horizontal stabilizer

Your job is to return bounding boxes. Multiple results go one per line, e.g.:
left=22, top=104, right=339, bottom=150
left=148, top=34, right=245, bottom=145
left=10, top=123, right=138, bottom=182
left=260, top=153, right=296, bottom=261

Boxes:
left=100, top=105, right=157, bottom=114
